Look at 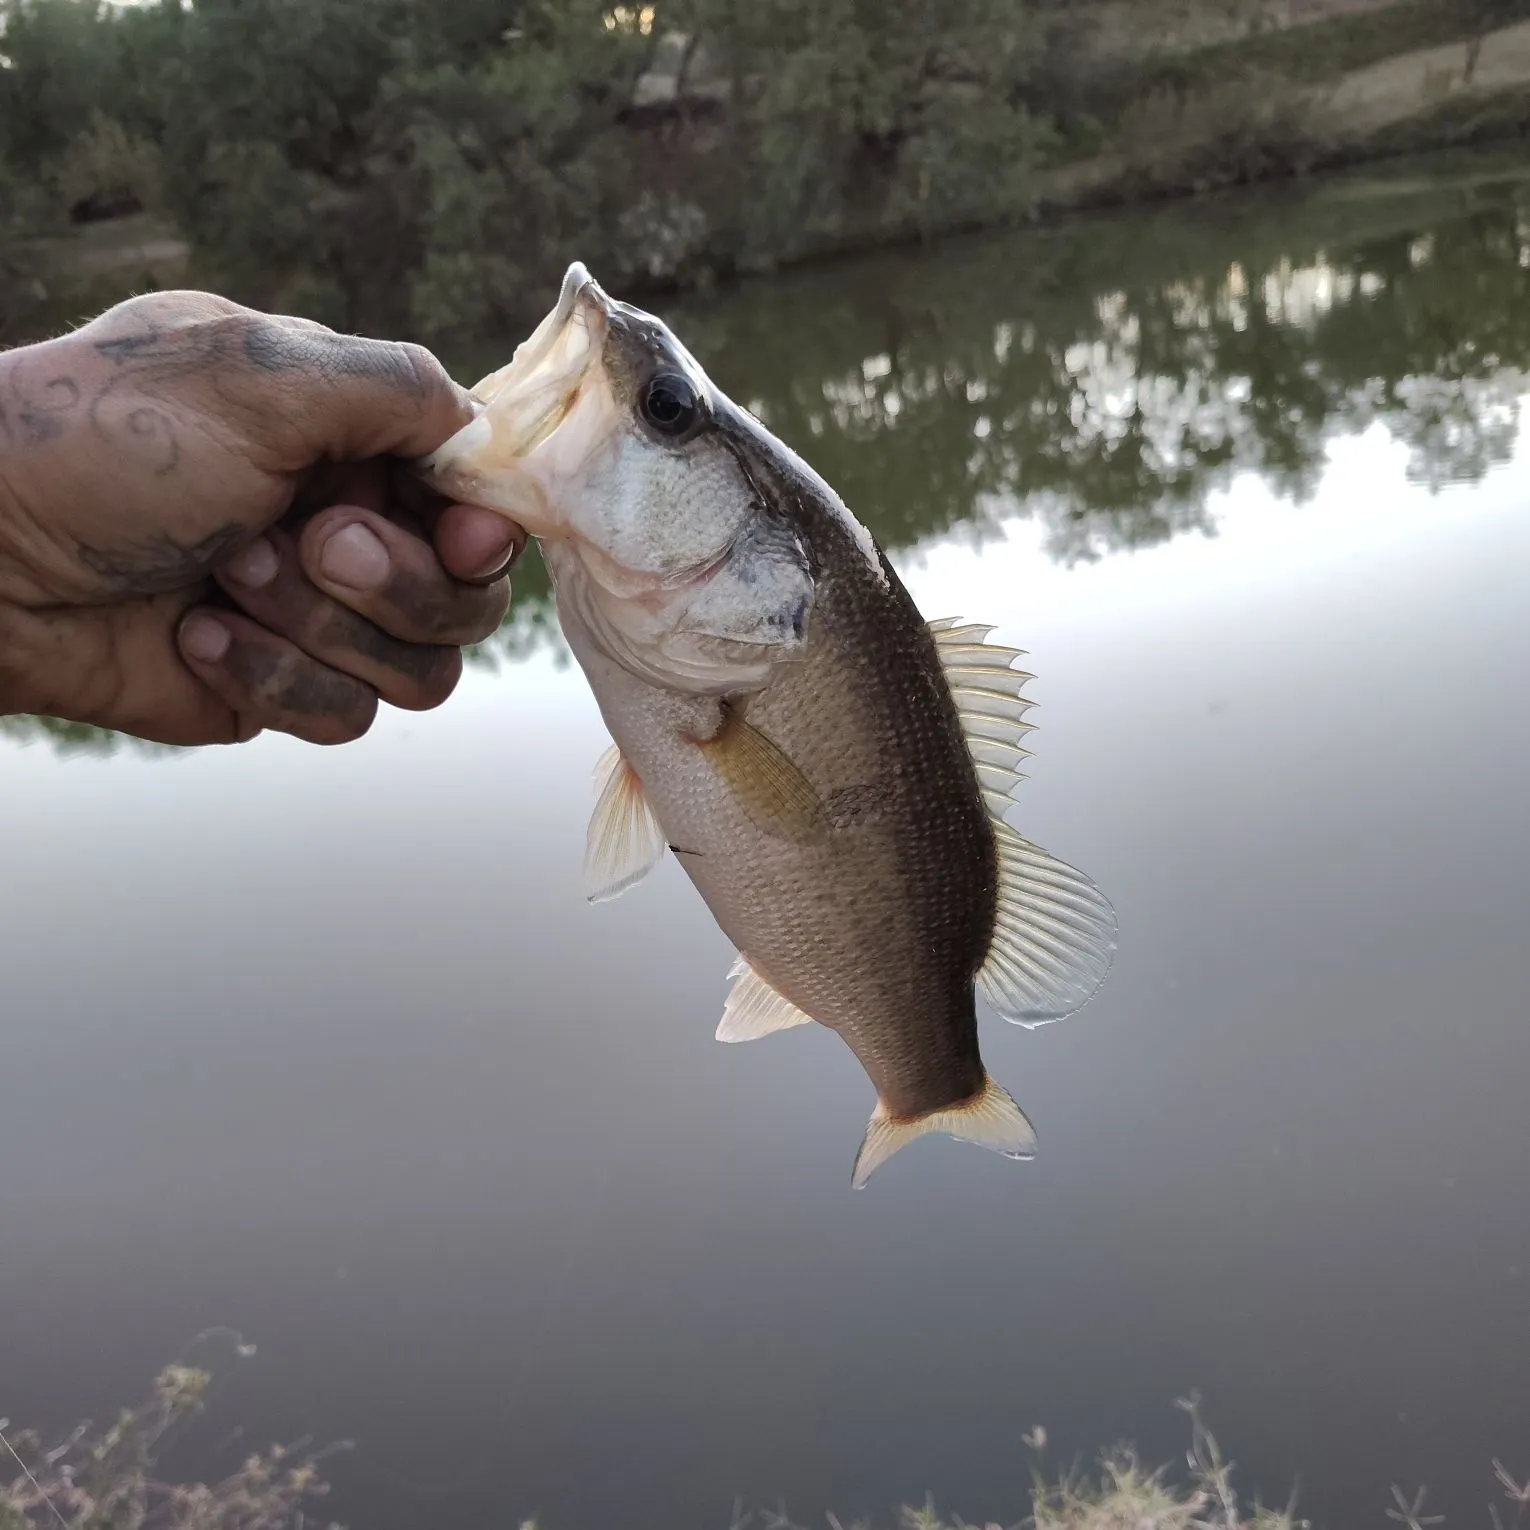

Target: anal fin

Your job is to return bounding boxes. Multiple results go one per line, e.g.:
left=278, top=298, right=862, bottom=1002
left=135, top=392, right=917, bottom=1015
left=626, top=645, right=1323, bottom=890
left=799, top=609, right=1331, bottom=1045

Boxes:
left=585, top=743, right=665, bottom=903
left=852, top=1075, right=1036, bottom=1189
left=716, top=955, right=816, bottom=1042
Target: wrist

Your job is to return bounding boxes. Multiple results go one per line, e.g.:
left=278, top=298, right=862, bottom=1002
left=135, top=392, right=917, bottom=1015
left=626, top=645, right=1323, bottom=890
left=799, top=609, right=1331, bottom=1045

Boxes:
left=0, top=335, right=96, bottom=608
left=0, top=584, right=39, bottom=719
left=0, top=343, right=54, bottom=716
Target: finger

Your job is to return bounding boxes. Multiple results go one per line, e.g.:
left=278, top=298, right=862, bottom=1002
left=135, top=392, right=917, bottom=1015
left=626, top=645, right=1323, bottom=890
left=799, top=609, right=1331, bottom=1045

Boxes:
left=84, top=296, right=475, bottom=467
left=297, top=506, right=512, bottom=647
left=244, top=314, right=475, bottom=464
left=215, top=528, right=462, bottom=712
left=3, top=591, right=254, bottom=747
left=287, top=457, right=392, bottom=527
left=433, top=503, right=527, bottom=584
left=290, top=458, right=433, bottom=540
left=176, top=607, right=378, bottom=745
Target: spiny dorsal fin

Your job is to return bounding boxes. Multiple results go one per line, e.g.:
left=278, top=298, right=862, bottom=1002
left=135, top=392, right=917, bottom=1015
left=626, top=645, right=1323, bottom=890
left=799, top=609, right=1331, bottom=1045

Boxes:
left=851, top=1074, right=1036, bottom=1189
left=585, top=744, right=665, bottom=903
left=716, top=955, right=816, bottom=1042
left=928, top=616, right=1037, bottom=809
left=928, top=617, right=1117, bottom=1026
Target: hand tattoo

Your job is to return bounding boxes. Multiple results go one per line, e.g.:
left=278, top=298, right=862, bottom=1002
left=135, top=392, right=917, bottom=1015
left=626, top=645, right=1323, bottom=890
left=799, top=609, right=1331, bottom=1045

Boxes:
left=77, top=524, right=246, bottom=597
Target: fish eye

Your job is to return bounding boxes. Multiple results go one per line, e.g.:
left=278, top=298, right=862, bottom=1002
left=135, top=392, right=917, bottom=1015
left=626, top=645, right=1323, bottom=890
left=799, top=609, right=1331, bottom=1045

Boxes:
left=641, top=372, right=701, bottom=436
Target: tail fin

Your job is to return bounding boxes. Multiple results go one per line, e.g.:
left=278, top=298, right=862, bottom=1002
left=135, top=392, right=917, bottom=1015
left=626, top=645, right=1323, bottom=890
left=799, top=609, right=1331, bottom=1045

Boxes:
left=851, top=1075, right=1037, bottom=1189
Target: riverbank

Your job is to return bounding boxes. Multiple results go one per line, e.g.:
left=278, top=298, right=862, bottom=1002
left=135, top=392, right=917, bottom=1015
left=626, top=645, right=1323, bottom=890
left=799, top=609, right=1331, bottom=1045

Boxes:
left=5, top=0, right=1530, bottom=348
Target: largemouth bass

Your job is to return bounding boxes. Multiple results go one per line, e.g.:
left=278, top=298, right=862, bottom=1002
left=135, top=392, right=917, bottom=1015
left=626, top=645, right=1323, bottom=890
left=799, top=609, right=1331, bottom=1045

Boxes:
left=421, top=264, right=1116, bottom=1187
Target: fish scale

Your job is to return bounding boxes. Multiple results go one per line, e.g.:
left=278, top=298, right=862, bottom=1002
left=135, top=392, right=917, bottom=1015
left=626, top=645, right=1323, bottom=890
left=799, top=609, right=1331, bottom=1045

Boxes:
left=420, top=262, right=1117, bottom=1187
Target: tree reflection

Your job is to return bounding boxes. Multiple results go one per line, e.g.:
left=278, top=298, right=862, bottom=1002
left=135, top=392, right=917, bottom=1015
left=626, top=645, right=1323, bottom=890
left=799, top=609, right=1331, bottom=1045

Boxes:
left=14, top=159, right=1530, bottom=753
left=674, top=163, right=1530, bottom=571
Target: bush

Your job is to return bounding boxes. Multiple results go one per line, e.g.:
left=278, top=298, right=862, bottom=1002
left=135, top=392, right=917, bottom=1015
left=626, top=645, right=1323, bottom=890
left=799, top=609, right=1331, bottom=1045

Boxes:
left=0, top=1364, right=342, bottom=1530
left=1117, top=71, right=1332, bottom=192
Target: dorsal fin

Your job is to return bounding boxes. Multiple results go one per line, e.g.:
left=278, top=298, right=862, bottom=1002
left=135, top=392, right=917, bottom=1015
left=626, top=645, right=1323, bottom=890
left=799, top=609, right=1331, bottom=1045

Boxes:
left=716, top=955, right=816, bottom=1042
left=584, top=744, right=665, bottom=903
left=929, top=617, right=1117, bottom=1026
left=929, top=617, right=1037, bottom=811
left=978, top=821, right=1117, bottom=1027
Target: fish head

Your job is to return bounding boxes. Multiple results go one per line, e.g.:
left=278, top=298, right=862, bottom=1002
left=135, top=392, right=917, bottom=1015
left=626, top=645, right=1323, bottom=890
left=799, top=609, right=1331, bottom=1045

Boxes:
left=420, top=263, right=815, bottom=694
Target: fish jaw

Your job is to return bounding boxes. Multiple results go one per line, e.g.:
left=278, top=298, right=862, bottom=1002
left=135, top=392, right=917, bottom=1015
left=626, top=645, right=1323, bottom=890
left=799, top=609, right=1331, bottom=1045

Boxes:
left=419, top=263, right=814, bottom=695
left=545, top=539, right=787, bottom=697
left=416, top=262, right=612, bottom=539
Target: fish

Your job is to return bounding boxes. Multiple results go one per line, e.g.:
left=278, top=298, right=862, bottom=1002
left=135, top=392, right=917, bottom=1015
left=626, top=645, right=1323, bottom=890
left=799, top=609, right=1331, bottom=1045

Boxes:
left=419, top=262, right=1116, bottom=1187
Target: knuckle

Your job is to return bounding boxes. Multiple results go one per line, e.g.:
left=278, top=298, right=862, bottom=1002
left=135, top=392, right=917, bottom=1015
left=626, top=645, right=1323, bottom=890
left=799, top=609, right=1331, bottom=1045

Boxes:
left=393, top=341, right=441, bottom=401
left=376, top=567, right=456, bottom=642
left=227, top=638, right=374, bottom=738
left=471, top=581, right=513, bottom=639
left=316, top=606, right=452, bottom=696
left=312, top=700, right=377, bottom=745
left=389, top=647, right=461, bottom=712
left=92, top=290, right=248, bottom=333
left=395, top=578, right=506, bottom=648
left=226, top=641, right=295, bottom=710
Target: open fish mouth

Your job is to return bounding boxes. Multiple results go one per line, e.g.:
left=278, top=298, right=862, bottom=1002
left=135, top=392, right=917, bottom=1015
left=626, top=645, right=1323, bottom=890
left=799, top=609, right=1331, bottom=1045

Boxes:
left=500, top=262, right=602, bottom=406
left=417, top=262, right=611, bottom=510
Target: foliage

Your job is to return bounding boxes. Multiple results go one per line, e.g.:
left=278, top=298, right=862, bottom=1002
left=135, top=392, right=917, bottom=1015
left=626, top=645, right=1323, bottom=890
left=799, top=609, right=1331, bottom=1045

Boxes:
left=726, top=1401, right=1530, bottom=1530
left=665, top=0, right=1053, bottom=263
left=10, top=154, right=1530, bottom=754
left=0, top=711, right=177, bottom=755
left=1115, top=71, right=1330, bottom=194
left=5, top=0, right=1530, bottom=338
left=0, top=1365, right=342, bottom=1530
left=4, top=1372, right=1524, bottom=1530
left=0, top=0, right=1385, bottom=341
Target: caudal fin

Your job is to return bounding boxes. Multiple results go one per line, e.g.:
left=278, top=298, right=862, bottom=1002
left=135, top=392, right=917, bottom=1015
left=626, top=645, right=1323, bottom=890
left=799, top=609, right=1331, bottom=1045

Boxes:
left=851, top=1075, right=1037, bottom=1189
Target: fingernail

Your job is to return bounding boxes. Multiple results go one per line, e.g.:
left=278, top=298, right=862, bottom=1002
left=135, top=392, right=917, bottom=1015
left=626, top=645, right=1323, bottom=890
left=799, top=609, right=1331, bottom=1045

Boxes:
left=181, top=614, right=231, bottom=663
left=466, top=535, right=524, bottom=582
left=320, top=522, right=390, bottom=591
left=223, top=535, right=279, bottom=589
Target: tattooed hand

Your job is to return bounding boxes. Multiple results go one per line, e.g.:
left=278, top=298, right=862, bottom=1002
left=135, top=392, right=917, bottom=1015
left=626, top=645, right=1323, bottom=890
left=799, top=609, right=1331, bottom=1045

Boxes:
left=0, top=291, right=522, bottom=745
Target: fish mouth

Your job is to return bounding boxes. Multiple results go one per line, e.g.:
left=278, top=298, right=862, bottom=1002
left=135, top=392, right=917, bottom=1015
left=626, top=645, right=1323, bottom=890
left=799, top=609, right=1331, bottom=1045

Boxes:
left=551, top=261, right=599, bottom=330
left=472, top=262, right=610, bottom=452
left=417, top=262, right=611, bottom=499
left=515, top=262, right=602, bottom=381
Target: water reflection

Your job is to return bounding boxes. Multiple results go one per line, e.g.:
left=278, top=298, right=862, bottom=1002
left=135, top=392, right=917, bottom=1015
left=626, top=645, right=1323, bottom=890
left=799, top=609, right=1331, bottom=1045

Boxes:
left=4, top=152, right=1529, bottom=1530
left=9, top=152, right=1530, bottom=744
left=657, top=158, right=1530, bottom=567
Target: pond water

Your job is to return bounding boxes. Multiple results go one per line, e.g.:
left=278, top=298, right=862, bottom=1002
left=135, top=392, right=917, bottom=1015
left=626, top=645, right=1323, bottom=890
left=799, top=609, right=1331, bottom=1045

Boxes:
left=3, top=148, right=1529, bottom=1529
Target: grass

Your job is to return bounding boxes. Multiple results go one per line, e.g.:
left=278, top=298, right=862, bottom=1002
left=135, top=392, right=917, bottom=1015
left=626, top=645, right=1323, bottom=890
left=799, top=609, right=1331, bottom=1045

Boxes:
left=0, top=1364, right=344, bottom=1530
left=4, top=1371, right=1526, bottom=1530
left=731, top=1400, right=1307, bottom=1530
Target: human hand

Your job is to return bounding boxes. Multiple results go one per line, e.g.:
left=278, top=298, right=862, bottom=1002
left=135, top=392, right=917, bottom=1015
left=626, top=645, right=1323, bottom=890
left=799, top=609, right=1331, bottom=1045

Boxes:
left=0, top=291, right=521, bottom=745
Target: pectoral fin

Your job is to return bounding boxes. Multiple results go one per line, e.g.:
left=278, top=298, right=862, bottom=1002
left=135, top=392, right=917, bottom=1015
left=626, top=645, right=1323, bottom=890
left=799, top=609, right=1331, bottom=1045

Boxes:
left=697, top=702, right=826, bottom=843
left=585, top=744, right=665, bottom=902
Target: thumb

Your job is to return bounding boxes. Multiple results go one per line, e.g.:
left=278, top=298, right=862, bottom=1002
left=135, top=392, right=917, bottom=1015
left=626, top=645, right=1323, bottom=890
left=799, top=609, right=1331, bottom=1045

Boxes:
left=75, top=293, right=479, bottom=467
left=238, top=315, right=476, bottom=466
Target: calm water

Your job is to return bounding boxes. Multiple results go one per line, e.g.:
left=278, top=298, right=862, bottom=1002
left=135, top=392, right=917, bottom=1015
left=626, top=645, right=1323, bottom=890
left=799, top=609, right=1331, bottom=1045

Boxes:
left=4, top=150, right=1530, bottom=1528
